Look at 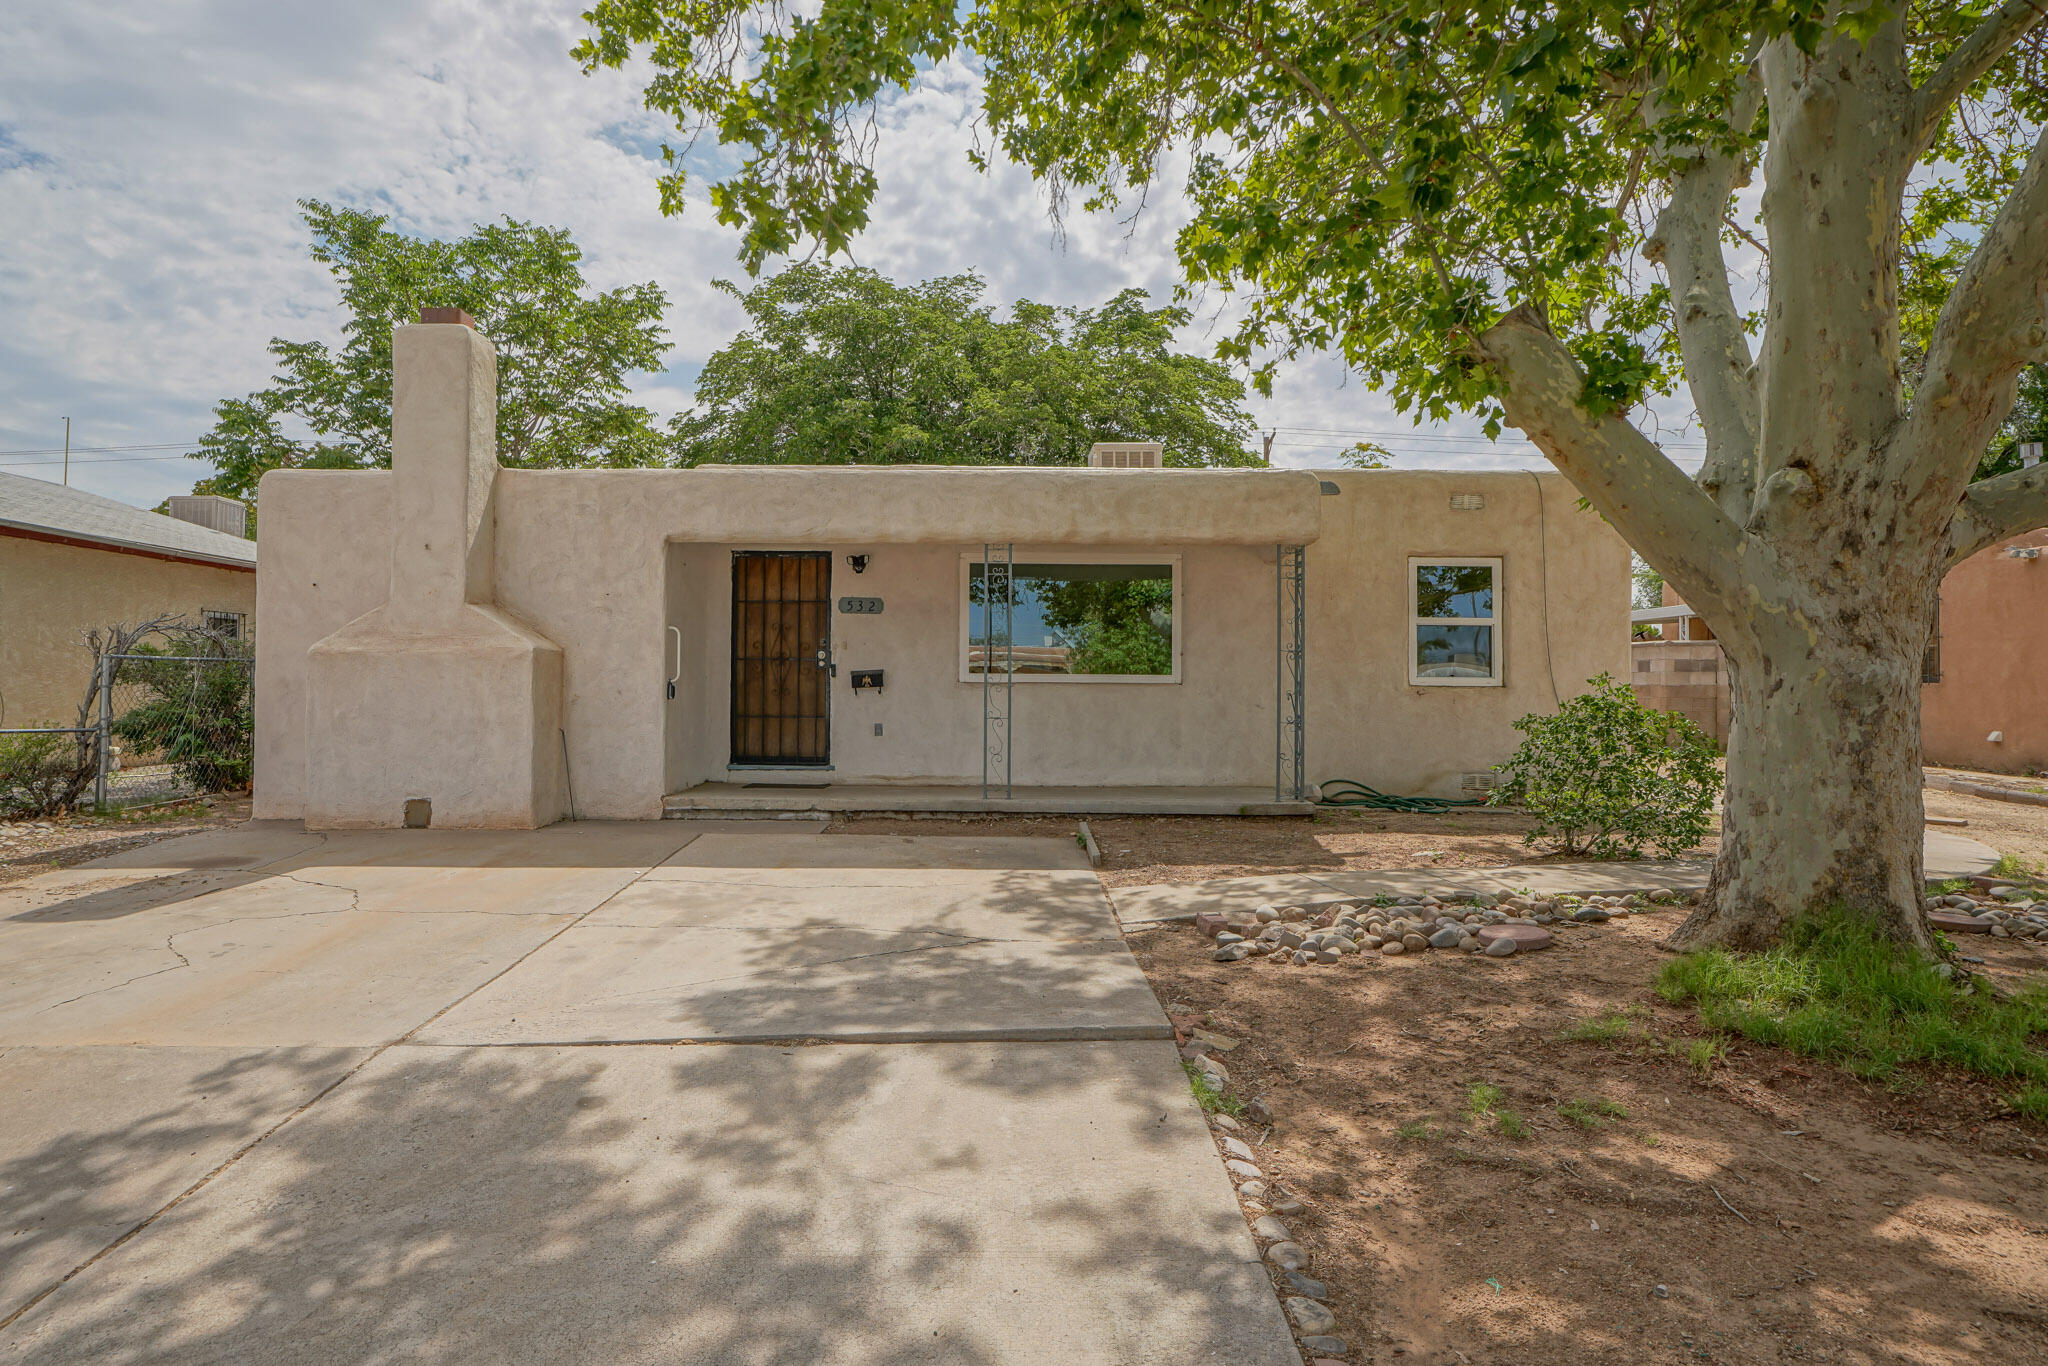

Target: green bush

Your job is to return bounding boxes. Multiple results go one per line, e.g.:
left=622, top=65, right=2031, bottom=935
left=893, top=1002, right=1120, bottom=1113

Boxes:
left=1488, top=673, right=1719, bottom=858
left=109, top=652, right=253, bottom=793
left=0, top=729, right=88, bottom=818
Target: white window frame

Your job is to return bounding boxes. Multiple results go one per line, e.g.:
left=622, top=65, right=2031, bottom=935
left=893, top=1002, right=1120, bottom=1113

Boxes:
left=1409, top=556, right=1503, bottom=687
left=957, top=551, right=1183, bottom=684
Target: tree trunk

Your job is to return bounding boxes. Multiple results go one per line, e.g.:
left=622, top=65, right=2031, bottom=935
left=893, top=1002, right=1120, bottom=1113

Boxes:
left=1672, top=620, right=1935, bottom=954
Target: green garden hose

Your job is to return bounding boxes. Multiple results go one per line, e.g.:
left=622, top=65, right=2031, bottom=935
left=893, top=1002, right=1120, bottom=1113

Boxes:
left=1315, top=778, right=1489, bottom=816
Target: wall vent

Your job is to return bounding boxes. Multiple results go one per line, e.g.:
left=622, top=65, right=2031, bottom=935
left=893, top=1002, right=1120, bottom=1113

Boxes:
left=1460, top=772, right=1503, bottom=792
left=1088, top=442, right=1164, bottom=469
left=166, top=494, right=250, bottom=538
left=1449, top=492, right=1486, bottom=511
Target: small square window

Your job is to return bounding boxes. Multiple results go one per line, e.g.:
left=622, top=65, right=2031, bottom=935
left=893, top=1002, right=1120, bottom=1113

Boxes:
left=1411, top=558, right=1501, bottom=686
left=202, top=609, right=245, bottom=640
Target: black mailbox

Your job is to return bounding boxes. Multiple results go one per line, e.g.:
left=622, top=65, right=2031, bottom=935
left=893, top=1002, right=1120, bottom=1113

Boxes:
left=850, top=669, right=884, bottom=692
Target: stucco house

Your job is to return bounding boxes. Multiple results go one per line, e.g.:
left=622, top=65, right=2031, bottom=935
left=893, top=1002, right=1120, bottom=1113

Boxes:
left=0, top=472, right=255, bottom=727
left=254, top=314, right=1630, bottom=828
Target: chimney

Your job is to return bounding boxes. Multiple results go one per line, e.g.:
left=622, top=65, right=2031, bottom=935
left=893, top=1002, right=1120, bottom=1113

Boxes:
left=166, top=494, right=250, bottom=539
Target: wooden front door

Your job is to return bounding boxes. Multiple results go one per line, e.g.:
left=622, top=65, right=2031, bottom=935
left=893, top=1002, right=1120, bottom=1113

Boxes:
left=730, top=551, right=831, bottom=765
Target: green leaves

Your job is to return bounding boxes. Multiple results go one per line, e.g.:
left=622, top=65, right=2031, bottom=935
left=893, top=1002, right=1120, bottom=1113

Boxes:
left=674, top=262, right=1260, bottom=466
left=1489, top=673, right=1721, bottom=859
left=192, top=201, right=672, bottom=499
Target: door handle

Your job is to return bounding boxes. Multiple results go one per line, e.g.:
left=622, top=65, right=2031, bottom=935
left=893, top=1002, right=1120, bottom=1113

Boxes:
left=667, top=626, right=681, bottom=699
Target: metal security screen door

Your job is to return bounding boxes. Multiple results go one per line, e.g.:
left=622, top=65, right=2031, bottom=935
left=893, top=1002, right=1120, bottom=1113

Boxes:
left=730, top=551, right=832, bottom=765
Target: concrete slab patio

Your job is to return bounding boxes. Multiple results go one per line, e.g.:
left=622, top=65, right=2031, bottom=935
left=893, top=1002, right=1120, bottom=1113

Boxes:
left=0, top=823, right=1295, bottom=1366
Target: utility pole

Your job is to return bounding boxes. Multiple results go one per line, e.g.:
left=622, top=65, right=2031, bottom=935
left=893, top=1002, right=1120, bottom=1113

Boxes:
left=1262, top=429, right=1274, bottom=464
left=62, top=416, right=71, bottom=485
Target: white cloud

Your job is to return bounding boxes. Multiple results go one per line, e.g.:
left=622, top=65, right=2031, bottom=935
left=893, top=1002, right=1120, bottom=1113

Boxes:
left=0, top=1, right=1711, bottom=511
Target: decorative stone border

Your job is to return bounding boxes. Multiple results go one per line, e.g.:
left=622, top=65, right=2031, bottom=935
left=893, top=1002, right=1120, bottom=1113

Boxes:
left=1199, top=887, right=1699, bottom=965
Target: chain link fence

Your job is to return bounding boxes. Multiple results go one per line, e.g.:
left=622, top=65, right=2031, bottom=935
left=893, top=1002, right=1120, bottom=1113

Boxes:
left=93, top=652, right=255, bottom=808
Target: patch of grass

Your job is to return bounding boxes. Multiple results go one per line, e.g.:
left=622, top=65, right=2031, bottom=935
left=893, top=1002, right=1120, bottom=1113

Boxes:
left=1557, top=1097, right=1629, bottom=1129
left=1657, top=909, right=2048, bottom=1115
left=1934, top=878, right=1972, bottom=895
left=1465, top=1082, right=1530, bottom=1139
left=1638, top=1132, right=1662, bottom=1147
left=1686, top=1036, right=1730, bottom=1076
left=1182, top=1061, right=1246, bottom=1117
left=1559, top=1007, right=1641, bottom=1044
left=2013, top=1083, right=2048, bottom=1126
left=1396, top=1118, right=1436, bottom=1142
left=1992, top=852, right=2044, bottom=885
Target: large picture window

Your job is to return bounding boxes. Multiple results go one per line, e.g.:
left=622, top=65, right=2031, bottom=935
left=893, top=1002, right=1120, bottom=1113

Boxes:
left=962, top=557, right=1179, bottom=682
left=1411, top=557, right=1501, bottom=685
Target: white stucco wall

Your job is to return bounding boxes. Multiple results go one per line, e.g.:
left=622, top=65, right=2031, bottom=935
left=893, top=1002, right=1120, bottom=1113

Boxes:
left=258, top=462, right=1629, bottom=820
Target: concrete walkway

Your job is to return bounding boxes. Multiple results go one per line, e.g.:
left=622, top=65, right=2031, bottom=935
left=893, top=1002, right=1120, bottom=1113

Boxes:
left=1111, top=829, right=2002, bottom=927
left=0, top=823, right=1295, bottom=1365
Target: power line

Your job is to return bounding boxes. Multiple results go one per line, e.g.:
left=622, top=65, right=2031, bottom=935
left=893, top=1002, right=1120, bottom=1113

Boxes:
left=0, top=441, right=205, bottom=457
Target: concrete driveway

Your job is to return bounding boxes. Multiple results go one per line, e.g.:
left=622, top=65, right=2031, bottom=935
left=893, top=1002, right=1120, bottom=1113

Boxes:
left=0, top=822, right=1295, bottom=1365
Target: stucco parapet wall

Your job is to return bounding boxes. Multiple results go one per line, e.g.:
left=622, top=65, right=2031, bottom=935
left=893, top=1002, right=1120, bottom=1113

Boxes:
left=493, top=465, right=1327, bottom=546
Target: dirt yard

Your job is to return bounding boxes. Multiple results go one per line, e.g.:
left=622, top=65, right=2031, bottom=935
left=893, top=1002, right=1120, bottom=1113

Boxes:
left=1131, top=909, right=2048, bottom=1366
left=0, top=795, right=251, bottom=886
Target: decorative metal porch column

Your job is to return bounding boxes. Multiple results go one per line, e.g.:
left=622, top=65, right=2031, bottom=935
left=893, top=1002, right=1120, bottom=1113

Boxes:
left=981, top=542, right=1015, bottom=799
left=1275, top=544, right=1307, bottom=802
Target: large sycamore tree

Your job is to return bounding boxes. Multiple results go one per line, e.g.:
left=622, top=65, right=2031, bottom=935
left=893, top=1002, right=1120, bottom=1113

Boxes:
left=579, top=1, right=2048, bottom=950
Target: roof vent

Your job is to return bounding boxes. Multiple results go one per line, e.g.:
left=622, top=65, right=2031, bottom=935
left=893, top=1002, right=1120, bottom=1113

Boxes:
left=166, top=494, right=250, bottom=539
left=1088, top=442, right=1164, bottom=469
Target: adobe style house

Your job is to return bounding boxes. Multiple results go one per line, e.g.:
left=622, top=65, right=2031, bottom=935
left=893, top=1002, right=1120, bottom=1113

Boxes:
left=1635, top=526, right=2048, bottom=773
left=1921, top=525, right=2048, bottom=774
left=0, top=472, right=255, bottom=727
left=254, top=315, right=1630, bottom=828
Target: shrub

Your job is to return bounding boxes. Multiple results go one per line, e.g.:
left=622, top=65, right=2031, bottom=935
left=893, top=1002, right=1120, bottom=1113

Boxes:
left=1489, top=673, right=1719, bottom=858
left=109, top=651, right=253, bottom=793
left=0, top=729, right=91, bottom=818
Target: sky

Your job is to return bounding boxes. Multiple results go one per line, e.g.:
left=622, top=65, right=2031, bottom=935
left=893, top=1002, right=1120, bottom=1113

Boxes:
left=0, top=1, right=1711, bottom=510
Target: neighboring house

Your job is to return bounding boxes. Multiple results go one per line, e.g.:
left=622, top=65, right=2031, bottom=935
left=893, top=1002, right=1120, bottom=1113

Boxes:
left=1631, top=529, right=2048, bottom=772
left=0, top=472, right=255, bottom=727
left=255, top=315, right=1631, bottom=829
left=1921, top=526, right=2048, bottom=774
left=1628, top=586, right=1732, bottom=746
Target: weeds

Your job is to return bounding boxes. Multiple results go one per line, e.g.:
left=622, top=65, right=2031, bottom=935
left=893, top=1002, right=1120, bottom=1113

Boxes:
left=1560, top=1007, right=1641, bottom=1044
left=1992, top=853, right=2043, bottom=885
left=1182, top=1061, right=1246, bottom=1117
left=1658, top=908, right=2048, bottom=1119
left=1396, top=1118, right=1435, bottom=1142
left=1557, top=1097, right=1629, bottom=1129
left=1465, top=1082, right=1531, bottom=1140
left=1685, top=1036, right=1730, bottom=1075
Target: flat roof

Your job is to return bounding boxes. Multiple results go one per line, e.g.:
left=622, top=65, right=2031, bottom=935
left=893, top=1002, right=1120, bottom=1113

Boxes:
left=0, top=470, right=256, bottom=569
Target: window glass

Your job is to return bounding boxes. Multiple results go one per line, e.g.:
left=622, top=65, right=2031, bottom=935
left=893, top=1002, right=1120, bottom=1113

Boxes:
left=1415, top=563, right=1494, bottom=619
left=1416, top=624, right=1494, bottom=678
left=1411, top=559, right=1500, bottom=684
left=968, top=562, right=1174, bottom=677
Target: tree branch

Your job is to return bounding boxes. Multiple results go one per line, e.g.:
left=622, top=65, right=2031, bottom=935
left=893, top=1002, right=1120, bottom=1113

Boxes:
left=1475, top=305, right=1764, bottom=629
left=1912, top=0, right=2048, bottom=152
left=1642, top=65, right=1764, bottom=525
left=1945, top=462, right=2048, bottom=567
left=1893, top=124, right=2048, bottom=499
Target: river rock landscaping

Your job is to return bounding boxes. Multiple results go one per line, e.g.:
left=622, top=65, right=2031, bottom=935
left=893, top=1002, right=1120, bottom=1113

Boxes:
left=1201, top=888, right=1699, bottom=965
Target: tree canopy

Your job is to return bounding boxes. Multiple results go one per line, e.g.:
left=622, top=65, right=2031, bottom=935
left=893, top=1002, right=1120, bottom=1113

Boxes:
left=582, top=0, right=2048, bottom=950
left=191, top=200, right=672, bottom=500
left=676, top=263, right=1259, bottom=466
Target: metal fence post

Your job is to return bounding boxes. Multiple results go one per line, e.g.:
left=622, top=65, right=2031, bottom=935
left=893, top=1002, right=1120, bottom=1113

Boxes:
left=94, top=654, right=112, bottom=809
